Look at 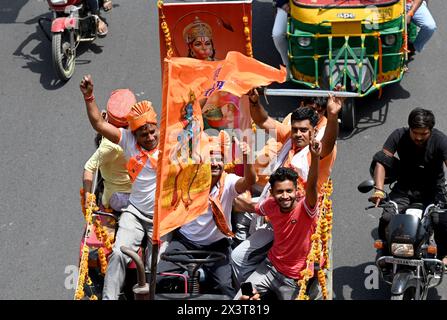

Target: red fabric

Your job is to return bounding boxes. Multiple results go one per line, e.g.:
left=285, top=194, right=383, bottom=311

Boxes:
left=256, top=197, right=318, bottom=279
left=106, top=89, right=137, bottom=128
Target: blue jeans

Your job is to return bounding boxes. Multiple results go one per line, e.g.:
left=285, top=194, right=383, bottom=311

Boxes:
left=407, top=1, right=437, bottom=52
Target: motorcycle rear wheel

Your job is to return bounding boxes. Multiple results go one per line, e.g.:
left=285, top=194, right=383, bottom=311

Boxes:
left=52, top=31, right=76, bottom=81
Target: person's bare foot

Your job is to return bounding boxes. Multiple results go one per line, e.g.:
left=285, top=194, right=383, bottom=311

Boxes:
left=103, top=0, right=112, bottom=11
left=97, top=18, right=108, bottom=37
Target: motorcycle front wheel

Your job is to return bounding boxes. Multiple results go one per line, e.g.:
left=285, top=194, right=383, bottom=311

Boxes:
left=52, top=31, right=76, bottom=81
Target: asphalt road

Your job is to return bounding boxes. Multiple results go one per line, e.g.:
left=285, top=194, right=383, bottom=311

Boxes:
left=0, top=0, right=446, bottom=300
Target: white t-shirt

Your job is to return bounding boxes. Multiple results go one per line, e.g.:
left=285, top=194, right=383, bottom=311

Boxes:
left=179, top=173, right=241, bottom=245
left=119, top=129, right=158, bottom=218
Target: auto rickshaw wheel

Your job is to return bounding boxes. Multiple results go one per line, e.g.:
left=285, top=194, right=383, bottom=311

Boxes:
left=340, top=98, right=355, bottom=131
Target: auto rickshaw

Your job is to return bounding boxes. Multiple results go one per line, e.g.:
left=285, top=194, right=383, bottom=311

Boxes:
left=287, top=0, right=416, bottom=130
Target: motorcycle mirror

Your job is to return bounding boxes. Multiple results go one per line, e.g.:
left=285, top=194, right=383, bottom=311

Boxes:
left=357, top=180, right=375, bottom=193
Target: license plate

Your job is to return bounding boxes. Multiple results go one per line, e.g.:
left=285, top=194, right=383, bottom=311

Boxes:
left=384, top=257, right=424, bottom=267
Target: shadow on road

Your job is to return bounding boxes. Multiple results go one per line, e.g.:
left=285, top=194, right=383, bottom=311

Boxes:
left=333, top=261, right=443, bottom=300
left=339, top=82, right=411, bottom=139
left=13, top=13, right=103, bottom=90
left=0, top=0, right=29, bottom=24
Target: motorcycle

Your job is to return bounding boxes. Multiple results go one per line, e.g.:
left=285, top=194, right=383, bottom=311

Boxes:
left=358, top=179, right=445, bottom=300
left=39, top=0, right=102, bottom=81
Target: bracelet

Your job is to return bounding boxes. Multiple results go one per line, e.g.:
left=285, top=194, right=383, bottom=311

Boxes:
left=408, top=11, right=414, bottom=18
left=84, top=94, right=95, bottom=102
left=373, top=190, right=385, bottom=198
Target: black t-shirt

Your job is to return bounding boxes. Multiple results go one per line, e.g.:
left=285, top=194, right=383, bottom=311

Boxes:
left=383, top=128, right=447, bottom=193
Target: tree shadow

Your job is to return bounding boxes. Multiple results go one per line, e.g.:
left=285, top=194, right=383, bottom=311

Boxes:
left=13, top=13, right=103, bottom=90
left=0, top=0, right=29, bottom=24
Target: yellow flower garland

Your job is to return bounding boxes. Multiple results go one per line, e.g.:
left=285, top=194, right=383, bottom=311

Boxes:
left=158, top=1, right=173, bottom=58
left=75, top=189, right=115, bottom=300
left=242, top=16, right=253, bottom=58
left=297, top=179, right=333, bottom=300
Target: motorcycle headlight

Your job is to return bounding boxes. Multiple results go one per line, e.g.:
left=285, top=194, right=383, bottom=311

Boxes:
left=50, top=0, right=68, bottom=4
left=391, top=243, right=414, bottom=257
left=298, top=37, right=311, bottom=48
left=383, top=34, right=396, bottom=46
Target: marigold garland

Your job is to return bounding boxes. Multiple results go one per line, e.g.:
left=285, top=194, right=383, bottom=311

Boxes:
left=98, top=247, right=108, bottom=274
left=297, top=179, right=333, bottom=300
left=242, top=16, right=253, bottom=57
left=158, top=1, right=173, bottom=58
left=75, top=189, right=115, bottom=300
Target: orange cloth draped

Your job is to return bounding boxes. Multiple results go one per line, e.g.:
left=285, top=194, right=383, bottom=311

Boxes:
left=154, top=51, right=286, bottom=240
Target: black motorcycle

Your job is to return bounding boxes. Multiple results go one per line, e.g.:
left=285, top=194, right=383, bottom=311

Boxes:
left=358, top=180, right=445, bottom=300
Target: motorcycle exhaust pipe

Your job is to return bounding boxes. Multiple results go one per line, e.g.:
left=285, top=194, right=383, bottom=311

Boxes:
left=120, top=246, right=150, bottom=300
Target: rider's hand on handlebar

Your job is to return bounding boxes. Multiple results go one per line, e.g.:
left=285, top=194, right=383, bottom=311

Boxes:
left=80, top=74, right=94, bottom=97
left=368, top=190, right=385, bottom=207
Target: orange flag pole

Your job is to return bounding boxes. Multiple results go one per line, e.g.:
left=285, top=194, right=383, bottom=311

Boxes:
left=149, top=59, right=170, bottom=300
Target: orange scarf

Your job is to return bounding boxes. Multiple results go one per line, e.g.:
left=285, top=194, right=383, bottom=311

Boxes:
left=126, top=144, right=158, bottom=182
left=209, top=172, right=234, bottom=237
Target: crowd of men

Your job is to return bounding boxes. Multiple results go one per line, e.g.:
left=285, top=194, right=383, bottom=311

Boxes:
left=76, top=0, right=446, bottom=301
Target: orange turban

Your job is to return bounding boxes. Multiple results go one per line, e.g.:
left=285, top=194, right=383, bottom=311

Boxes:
left=106, top=89, right=136, bottom=128
left=127, top=100, right=158, bottom=131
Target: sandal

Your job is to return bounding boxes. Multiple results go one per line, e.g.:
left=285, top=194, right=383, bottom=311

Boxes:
left=102, top=0, right=112, bottom=12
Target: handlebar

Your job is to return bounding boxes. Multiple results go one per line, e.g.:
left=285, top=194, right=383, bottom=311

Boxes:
left=364, top=202, right=395, bottom=211
left=92, top=210, right=118, bottom=221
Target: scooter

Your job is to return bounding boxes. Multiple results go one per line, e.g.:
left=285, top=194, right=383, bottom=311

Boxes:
left=358, top=180, right=445, bottom=300
left=39, top=0, right=102, bottom=81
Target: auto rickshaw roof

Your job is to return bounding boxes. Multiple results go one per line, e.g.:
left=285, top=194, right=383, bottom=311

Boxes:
left=293, top=0, right=399, bottom=7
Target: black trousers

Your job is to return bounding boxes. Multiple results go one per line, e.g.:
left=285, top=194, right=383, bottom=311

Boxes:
left=85, top=0, right=103, bottom=14
left=378, top=184, right=447, bottom=258
left=156, top=230, right=235, bottom=298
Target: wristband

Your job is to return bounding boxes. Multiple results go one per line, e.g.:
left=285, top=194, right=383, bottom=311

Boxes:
left=84, top=94, right=95, bottom=102
left=408, top=11, right=414, bottom=18
left=372, top=190, right=385, bottom=198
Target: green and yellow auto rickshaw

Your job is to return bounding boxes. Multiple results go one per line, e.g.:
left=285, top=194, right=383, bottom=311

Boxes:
left=287, top=0, right=414, bottom=129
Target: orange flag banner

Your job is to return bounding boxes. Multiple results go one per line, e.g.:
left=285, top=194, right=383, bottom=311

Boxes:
left=154, top=51, right=286, bottom=240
